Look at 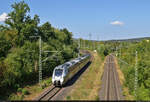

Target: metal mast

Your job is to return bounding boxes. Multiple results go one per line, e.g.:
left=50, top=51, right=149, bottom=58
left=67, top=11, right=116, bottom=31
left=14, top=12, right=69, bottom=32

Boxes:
left=39, top=36, right=42, bottom=85
left=30, top=36, right=42, bottom=86
left=134, top=51, right=138, bottom=99
left=89, top=33, right=91, bottom=49
left=78, top=38, right=80, bottom=57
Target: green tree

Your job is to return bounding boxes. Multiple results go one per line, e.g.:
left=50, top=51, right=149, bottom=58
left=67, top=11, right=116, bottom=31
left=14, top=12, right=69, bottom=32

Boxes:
left=5, top=1, right=40, bottom=46
left=39, top=22, right=55, bottom=42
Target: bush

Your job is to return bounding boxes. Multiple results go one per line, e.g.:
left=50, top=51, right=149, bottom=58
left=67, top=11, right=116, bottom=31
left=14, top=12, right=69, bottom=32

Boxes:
left=17, top=88, right=22, bottom=93
left=9, top=93, right=24, bottom=100
left=104, top=49, right=109, bottom=56
left=41, top=83, right=46, bottom=89
left=22, top=89, right=29, bottom=95
left=14, top=84, right=20, bottom=89
left=45, top=79, right=51, bottom=85
left=66, top=96, right=71, bottom=100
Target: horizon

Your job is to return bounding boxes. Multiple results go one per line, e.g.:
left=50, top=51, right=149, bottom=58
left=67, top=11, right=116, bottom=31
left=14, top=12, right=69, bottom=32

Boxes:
left=75, top=36, right=150, bottom=41
left=76, top=35, right=150, bottom=41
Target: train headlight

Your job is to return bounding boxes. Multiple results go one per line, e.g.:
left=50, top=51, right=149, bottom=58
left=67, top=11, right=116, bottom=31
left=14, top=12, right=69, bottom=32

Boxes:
left=60, top=78, right=64, bottom=83
left=52, top=76, right=55, bottom=83
left=52, top=78, right=54, bottom=83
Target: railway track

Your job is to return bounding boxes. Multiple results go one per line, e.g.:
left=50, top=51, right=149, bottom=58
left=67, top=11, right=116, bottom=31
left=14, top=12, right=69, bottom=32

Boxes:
left=33, top=52, right=93, bottom=101
left=34, top=85, right=62, bottom=101
left=99, top=54, right=124, bottom=100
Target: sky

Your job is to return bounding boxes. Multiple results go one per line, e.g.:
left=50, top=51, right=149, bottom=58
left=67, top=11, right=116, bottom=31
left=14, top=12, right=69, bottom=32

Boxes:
left=0, top=0, right=150, bottom=41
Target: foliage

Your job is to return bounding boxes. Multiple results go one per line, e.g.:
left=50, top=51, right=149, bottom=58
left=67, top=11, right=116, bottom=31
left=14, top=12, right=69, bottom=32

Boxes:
left=117, top=40, right=150, bottom=100
left=80, top=39, right=150, bottom=100
left=9, top=94, right=24, bottom=100
left=79, top=39, right=114, bottom=60
left=22, top=89, right=29, bottom=95
left=0, top=1, right=78, bottom=99
left=17, top=88, right=23, bottom=93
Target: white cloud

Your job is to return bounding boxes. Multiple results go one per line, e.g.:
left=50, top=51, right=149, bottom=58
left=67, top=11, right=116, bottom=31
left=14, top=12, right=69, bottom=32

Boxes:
left=0, top=12, right=8, bottom=22
left=110, top=21, right=124, bottom=26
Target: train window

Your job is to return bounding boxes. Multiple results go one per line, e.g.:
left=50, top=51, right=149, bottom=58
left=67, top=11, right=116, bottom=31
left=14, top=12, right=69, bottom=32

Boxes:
left=66, top=64, right=70, bottom=67
left=62, top=63, right=70, bottom=68
left=55, top=69, right=63, bottom=77
left=71, top=61, right=75, bottom=65
left=65, top=68, right=68, bottom=75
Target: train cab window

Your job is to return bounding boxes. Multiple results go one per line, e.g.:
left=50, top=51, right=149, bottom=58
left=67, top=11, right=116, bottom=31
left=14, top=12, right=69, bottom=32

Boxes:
left=55, top=69, right=63, bottom=77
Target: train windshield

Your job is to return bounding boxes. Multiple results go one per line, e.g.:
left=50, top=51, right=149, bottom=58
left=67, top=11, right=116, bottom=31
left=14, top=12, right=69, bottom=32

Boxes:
left=55, top=69, right=63, bottom=77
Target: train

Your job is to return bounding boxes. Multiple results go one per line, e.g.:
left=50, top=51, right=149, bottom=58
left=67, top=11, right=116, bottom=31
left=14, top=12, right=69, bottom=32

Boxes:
left=52, top=54, right=91, bottom=86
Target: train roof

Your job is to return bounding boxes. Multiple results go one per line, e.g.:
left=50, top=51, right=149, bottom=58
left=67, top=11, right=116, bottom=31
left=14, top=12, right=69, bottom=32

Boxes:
left=54, top=54, right=90, bottom=70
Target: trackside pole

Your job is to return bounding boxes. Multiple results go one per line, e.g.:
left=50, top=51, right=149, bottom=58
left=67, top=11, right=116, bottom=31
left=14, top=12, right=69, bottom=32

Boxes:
left=134, top=51, right=138, bottom=99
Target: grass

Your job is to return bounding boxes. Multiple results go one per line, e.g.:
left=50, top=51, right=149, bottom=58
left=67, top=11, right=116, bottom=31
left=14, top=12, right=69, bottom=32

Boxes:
left=65, top=51, right=105, bottom=100
left=66, top=96, right=71, bottom=100
left=8, top=77, right=52, bottom=100
left=114, top=56, right=134, bottom=100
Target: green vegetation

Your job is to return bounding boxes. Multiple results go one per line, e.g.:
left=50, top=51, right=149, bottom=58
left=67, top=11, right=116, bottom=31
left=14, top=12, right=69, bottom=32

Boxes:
left=66, top=96, right=71, bottom=100
left=9, top=94, right=24, bottom=100
left=8, top=78, right=52, bottom=100
left=0, top=1, right=78, bottom=100
left=22, top=89, right=29, bottom=95
left=81, top=39, right=150, bottom=100
left=115, top=40, right=150, bottom=100
left=0, top=1, right=149, bottom=101
left=17, top=88, right=23, bottom=93
left=79, top=39, right=112, bottom=60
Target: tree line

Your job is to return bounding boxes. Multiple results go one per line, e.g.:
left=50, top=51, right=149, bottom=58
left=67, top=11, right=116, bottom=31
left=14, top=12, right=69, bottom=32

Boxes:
left=0, top=1, right=78, bottom=97
left=116, top=40, right=150, bottom=100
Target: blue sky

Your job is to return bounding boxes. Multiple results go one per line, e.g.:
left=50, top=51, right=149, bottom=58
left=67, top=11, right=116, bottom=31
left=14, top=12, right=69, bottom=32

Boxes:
left=0, top=0, right=150, bottom=40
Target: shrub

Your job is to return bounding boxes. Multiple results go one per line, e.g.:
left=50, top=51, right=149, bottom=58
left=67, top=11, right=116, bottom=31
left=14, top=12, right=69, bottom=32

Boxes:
left=17, top=88, right=22, bottom=93
left=66, top=96, right=71, bottom=100
left=14, top=84, right=20, bottom=89
left=104, top=49, right=109, bottom=56
left=22, top=89, right=29, bottom=95
left=9, top=94, right=24, bottom=100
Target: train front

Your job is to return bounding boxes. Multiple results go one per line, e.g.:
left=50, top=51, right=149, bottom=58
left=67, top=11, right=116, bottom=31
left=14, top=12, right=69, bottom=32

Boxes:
left=52, top=67, right=64, bottom=86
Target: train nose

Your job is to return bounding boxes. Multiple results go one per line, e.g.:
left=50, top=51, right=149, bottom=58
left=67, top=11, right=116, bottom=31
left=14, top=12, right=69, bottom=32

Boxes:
left=54, top=80, right=61, bottom=86
left=53, top=76, right=63, bottom=86
left=55, top=76, right=61, bottom=80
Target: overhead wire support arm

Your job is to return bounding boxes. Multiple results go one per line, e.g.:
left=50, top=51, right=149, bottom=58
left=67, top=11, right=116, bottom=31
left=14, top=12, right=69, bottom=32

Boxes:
left=42, top=51, right=61, bottom=62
